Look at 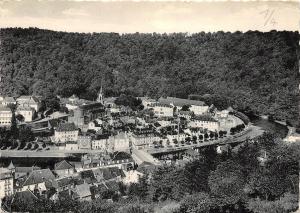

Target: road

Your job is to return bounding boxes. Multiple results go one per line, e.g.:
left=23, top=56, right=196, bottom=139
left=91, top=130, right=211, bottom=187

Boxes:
left=0, top=125, right=264, bottom=158
left=146, top=125, right=264, bottom=155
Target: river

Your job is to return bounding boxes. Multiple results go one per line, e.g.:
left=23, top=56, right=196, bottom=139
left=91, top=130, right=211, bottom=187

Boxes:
left=250, top=116, right=288, bottom=139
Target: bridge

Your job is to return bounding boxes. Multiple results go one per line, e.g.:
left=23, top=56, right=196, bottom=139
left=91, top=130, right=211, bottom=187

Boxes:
left=145, top=125, right=264, bottom=156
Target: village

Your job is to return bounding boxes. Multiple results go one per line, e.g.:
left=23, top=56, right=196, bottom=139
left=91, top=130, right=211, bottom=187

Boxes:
left=0, top=87, right=257, bottom=210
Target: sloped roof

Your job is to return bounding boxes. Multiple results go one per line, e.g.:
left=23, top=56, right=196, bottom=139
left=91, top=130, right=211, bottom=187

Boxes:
left=54, top=160, right=74, bottom=171
left=75, top=183, right=91, bottom=198
left=159, top=97, right=205, bottom=107
left=7, top=161, right=15, bottom=170
left=3, top=97, right=16, bottom=102
left=105, top=180, right=119, bottom=191
left=57, top=177, right=74, bottom=188
left=13, top=190, right=38, bottom=204
left=15, top=166, right=41, bottom=174
left=23, top=169, right=55, bottom=186
left=56, top=123, right=77, bottom=132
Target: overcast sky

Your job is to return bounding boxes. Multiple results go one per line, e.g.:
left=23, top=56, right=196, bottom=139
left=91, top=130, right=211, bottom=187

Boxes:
left=0, top=0, right=298, bottom=33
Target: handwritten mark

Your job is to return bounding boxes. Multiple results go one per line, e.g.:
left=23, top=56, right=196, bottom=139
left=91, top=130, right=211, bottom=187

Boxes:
left=260, top=9, right=277, bottom=27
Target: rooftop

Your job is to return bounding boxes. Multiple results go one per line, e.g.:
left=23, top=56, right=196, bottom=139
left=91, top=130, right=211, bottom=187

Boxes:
left=159, top=97, right=205, bottom=107
left=56, top=122, right=77, bottom=132
left=22, top=169, right=55, bottom=186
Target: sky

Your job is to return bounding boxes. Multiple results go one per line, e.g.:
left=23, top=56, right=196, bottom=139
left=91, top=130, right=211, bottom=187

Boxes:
left=0, top=0, right=299, bottom=33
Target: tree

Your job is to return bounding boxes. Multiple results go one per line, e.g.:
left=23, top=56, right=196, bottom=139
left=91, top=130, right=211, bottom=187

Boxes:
left=19, top=127, right=34, bottom=143
left=180, top=192, right=212, bottom=213
left=8, top=104, right=18, bottom=139
left=16, top=114, right=25, bottom=122
left=246, top=193, right=298, bottom=213
left=208, top=160, right=246, bottom=206
left=181, top=105, right=190, bottom=111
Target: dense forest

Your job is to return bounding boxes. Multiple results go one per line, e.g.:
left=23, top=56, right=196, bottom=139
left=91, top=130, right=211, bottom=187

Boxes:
left=0, top=28, right=299, bottom=124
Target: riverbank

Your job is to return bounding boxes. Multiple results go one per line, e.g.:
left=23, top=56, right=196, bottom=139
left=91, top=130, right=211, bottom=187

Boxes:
left=248, top=115, right=288, bottom=139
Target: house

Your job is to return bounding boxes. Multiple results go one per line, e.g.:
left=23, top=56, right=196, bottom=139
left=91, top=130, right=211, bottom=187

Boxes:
left=73, top=183, right=92, bottom=201
left=79, top=170, right=97, bottom=184
left=94, top=167, right=124, bottom=183
left=11, top=190, right=38, bottom=206
left=11, top=165, right=41, bottom=179
left=158, top=97, right=208, bottom=115
left=131, top=127, right=161, bottom=149
left=17, top=169, right=56, bottom=192
left=140, top=97, right=158, bottom=109
left=78, top=135, right=92, bottom=149
left=56, top=176, right=75, bottom=193
left=88, top=119, right=103, bottom=132
left=0, top=106, right=12, bottom=127
left=0, top=168, right=14, bottom=200
left=92, top=134, right=110, bottom=151
left=1, top=97, right=16, bottom=106
left=166, top=132, right=187, bottom=144
left=150, top=103, right=173, bottom=117
left=68, top=102, right=105, bottom=129
left=82, top=153, right=134, bottom=171
left=54, top=160, right=75, bottom=177
left=16, top=96, right=41, bottom=112
left=65, top=141, right=79, bottom=150
left=52, top=123, right=79, bottom=143
left=16, top=106, right=35, bottom=122
left=188, top=115, right=220, bottom=132
left=109, top=132, right=130, bottom=152
left=178, top=110, right=193, bottom=120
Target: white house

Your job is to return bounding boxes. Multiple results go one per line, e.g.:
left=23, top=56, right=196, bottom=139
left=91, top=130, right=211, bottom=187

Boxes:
left=92, top=135, right=110, bottom=151
left=16, top=106, right=34, bottom=122
left=0, top=106, right=12, bottom=127
left=131, top=127, right=161, bottom=149
left=1, top=97, right=16, bottom=106
left=88, top=119, right=103, bottom=132
left=166, top=133, right=187, bottom=144
left=0, top=168, right=14, bottom=200
left=150, top=103, right=173, bottom=117
left=140, top=97, right=158, bottom=109
left=52, top=123, right=79, bottom=143
left=18, top=169, right=56, bottom=192
left=109, top=132, right=130, bottom=152
left=188, top=116, right=220, bottom=132
left=16, top=96, right=40, bottom=112
left=190, top=105, right=209, bottom=115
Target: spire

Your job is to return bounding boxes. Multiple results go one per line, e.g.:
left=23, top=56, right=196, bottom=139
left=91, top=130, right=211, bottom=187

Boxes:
left=97, top=85, right=104, bottom=104
left=8, top=161, right=15, bottom=170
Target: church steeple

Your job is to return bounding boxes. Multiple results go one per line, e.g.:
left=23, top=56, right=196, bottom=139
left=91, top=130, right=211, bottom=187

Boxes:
left=97, top=85, right=104, bottom=104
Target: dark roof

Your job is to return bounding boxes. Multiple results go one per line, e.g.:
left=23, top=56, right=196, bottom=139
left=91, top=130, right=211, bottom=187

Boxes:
left=13, top=190, right=38, bottom=204
left=80, top=170, right=96, bottom=183
left=159, top=97, right=205, bottom=107
left=193, top=115, right=217, bottom=122
left=23, top=169, right=55, bottom=186
left=105, top=180, right=119, bottom=191
left=56, top=123, right=77, bottom=132
left=79, top=102, right=104, bottom=110
left=15, top=166, right=41, bottom=173
left=55, top=160, right=74, bottom=171
left=57, top=177, right=74, bottom=188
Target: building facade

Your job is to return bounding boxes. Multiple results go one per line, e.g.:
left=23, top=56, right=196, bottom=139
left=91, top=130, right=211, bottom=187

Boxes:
left=0, top=107, right=12, bottom=127
left=0, top=168, right=14, bottom=200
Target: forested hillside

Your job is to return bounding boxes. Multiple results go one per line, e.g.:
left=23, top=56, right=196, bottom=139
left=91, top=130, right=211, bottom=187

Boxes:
left=0, top=28, right=298, bottom=123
